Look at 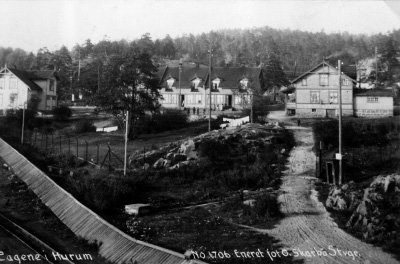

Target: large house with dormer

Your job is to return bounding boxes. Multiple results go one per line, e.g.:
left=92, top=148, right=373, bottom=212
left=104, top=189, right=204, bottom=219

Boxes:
left=284, top=60, right=393, bottom=118
left=0, top=66, right=58, bottom=115
left=157, top=62, right=263, bottom=110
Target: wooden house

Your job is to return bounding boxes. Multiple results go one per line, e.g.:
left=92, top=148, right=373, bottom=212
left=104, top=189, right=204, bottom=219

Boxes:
left=0, top=65, right=58, bottom=114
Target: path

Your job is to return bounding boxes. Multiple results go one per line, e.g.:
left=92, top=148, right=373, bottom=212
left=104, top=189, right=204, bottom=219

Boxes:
left=262, top=118, right=399, bottom=264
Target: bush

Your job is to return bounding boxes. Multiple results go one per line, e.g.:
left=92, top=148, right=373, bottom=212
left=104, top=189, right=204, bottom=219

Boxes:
left=135, top=109, right=188, bottom=134
left=74, top=119, right=96, bottom=133
left=53, top=105, right=72, bottom=121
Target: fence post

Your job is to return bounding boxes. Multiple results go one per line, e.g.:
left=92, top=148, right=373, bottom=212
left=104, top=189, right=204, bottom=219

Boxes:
left=41, top=133, right=44, bottom=149
left=108, top=144, right=112, bottom=171
left=143, top=146, right=146, bottom=170
left=76, top=138, right=79, bottom=158
left=96, top=144, right=100, bottom=164
left=85, top=140, right=88, bottom=161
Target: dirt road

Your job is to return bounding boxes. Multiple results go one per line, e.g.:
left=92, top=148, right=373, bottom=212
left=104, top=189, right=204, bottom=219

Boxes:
left=262, top=125, right=399, bottom=264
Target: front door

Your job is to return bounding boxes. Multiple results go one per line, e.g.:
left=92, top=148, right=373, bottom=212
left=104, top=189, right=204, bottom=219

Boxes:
left=227, top=95, right=232, bottom=107
left=180, top=95, right=185, bottom=107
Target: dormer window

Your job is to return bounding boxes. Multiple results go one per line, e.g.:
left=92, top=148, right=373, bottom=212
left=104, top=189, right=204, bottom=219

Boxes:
left=192, top=78, right=201, bottom=89
left=166, top=78, right=175, bottom=89
left=240, top=78, right=249, bottom=89
left=212, top=78, right=221, bottom=89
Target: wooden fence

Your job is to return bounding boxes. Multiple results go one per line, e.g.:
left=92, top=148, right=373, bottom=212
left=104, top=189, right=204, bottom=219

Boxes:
left=0, top=137, right=206, bottom=264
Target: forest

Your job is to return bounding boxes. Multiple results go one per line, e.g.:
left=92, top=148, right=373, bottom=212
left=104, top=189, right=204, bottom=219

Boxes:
left=1, top=26, right=399, bottom=100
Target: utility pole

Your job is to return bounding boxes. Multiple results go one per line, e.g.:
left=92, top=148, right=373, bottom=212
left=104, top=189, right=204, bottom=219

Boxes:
left=123, top=110, right=129, bottom=176
left=21, top=101, right=26, bottom=144
left=250, top=89, right=253, bottom=123
left=375, top=46, right=378, bottom=88
left=179, top=59, right=182, bottom=109
left=338, top=60, right=343, bottom=185
left=208, top=44, right=213, bottom=132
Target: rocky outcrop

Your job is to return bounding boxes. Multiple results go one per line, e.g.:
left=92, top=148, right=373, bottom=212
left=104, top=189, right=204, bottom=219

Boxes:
left=128, top=123, right=284, bottom=171
left=325, top=181, right=363, bottom=211
left=326, top=174, right=400, bottom=247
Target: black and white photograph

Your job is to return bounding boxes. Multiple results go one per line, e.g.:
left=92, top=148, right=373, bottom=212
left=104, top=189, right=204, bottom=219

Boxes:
left=0, top=0, right=400, bottom=263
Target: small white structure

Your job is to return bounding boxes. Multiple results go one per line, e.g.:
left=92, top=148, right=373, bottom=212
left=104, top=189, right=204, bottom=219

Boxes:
left=125, top=204, right=152, bottom=216
left=353, top=89, right=393, bottom=117
left=96, top=126, right=118, bottom=133
left=221, top=116, right=250, bottom=128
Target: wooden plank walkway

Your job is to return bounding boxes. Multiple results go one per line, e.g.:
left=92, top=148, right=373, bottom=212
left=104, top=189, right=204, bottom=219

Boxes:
left=0, top=138, right=207, bottom=264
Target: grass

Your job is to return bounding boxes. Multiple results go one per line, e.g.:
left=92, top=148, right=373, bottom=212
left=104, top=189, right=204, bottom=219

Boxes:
left=124, top=207, right=297, bottom=264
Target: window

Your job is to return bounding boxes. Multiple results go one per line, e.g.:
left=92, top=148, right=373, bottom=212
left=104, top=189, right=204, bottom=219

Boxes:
left=0, top=78, right=4, bottom=89
left=310, top=91, right=320, bottom=103
left=9, top=93, right=18, bottom=107
left=9, top=77, right=17, bottom=89
left=195, top=94, right=202, bottom=104
left=192, top=78, right=201, bottom=89
left=312, top=109, right=316, bottom=112
left=240, top=78, right=249, bottom=89
left=162, top=94, right=177, bottom=104
left=319, top=74, right=329, bottom=86
left=166, top=78, right=175, bottom=89
left=212, top=78, right=220, bottom=89
left=367, top=97, right=379, bottom=103
left=329, top=91, right=338, bottom=104
left=49, top=80, right=55, bottom=91
left=342, top=78, right=349, bottom=86
left=302, top=79, right=307, bottom=86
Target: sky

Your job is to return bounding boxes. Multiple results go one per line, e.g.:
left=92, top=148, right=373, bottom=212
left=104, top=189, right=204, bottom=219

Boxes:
left=0, top=0, right=400, bottom=52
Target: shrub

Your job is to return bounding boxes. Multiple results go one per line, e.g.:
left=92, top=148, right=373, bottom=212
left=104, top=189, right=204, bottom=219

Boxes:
left=74, top=119, right=96, bottom=133
left=135, top=109, right=188, bottom=134
left=53, top=105, right=72, bottom=121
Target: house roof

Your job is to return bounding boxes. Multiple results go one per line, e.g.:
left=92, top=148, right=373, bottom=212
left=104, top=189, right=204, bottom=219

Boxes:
left=354, top=88, right=393, bottom=97
left=291, top=61, right=356, bottom=84
left=209, top=67, right=262, bottom=90
left=157, top=65, right=262, bottom=90
left=7, top=68, right=43, bottom=91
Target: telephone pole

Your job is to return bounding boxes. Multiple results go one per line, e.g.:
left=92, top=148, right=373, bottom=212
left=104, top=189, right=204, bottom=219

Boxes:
left=123, top=110, right=129, bottom=176
left=338, top=60, right=343, bottom=185
left=375, top=46, right=378, bottom=88
left=208, top=45, right=213, bottom=132
left=179, top=59, right=182, bottom=109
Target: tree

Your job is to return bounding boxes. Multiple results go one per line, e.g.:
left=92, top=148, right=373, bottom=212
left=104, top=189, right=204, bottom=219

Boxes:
left=93, top=44, right=160, bottom=138
left=261, top=39, right=289, bottom=93
left=378, top=35, right=399, bottom=84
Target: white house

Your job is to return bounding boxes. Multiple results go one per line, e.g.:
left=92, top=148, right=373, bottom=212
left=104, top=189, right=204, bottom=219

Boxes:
left=157, top=63, right=263, bottom=110
left=0, top=66, right=58, bottom=114
left=353, top=89, right=393, bottom=117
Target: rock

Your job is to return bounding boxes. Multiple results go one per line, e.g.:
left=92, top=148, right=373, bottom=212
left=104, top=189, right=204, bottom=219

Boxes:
left=179, top=139, right=197, bottom=160
left=163, top=159, right=171, bottom=168
left=384, top=176, right=396, bottom=193
left=336, top=197, right=347, bottom=210
left=165, top=152, right=174, bottom=160
left=356, top=200, right=372, bottom=216
left=153, top=158, right=165, bottom=169
left=243, top=199, right=256, bottom=207
left=143, top=163, right=150, bottom=170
